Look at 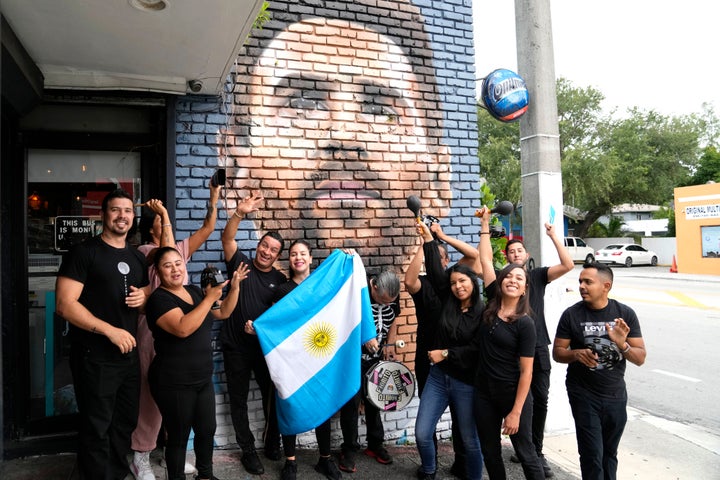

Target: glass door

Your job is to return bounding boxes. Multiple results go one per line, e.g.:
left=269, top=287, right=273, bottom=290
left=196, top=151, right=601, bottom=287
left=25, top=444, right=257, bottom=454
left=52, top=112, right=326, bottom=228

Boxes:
left=27, top=149, right=141, bottom=420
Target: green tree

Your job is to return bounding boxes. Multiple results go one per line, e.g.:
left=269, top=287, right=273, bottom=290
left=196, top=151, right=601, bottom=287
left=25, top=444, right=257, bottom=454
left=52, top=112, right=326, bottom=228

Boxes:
left=586, top=216, right=626, bottom=238
left=477, top=108, right=521, bottom=205
left=690, top=146, right=720, bottom=184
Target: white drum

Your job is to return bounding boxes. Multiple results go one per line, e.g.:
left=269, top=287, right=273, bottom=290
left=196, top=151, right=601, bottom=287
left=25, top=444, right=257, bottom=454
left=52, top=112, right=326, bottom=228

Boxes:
left=364, top=360, right=416, bottom=411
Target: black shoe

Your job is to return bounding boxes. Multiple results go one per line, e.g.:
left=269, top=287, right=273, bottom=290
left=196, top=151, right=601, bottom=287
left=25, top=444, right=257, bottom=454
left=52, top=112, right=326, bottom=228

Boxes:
left=510, top=453, right=520, bottom=463
left=449, top=458, right=466, bottom=479
left=264, top=443, right=282, bottom=461
left=338, top=450, right=356, bottom=473
left=241, top=449, right=265, bottom=475
left=280, top=459, right=297, bottom=480
left=540, top=455, right=554, bottom=478
left=364, top=446, right=393, bottom=465
left=315, top=456, right=342, bottom=480
left=193, top=476, right=220, bottom=480
left=416, top=466, right=436, bottom=479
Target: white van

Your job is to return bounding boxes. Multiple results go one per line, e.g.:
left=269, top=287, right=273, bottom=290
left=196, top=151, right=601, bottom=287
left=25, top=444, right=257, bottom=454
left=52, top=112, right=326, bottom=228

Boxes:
left=564, top=237, right=595, bottom=264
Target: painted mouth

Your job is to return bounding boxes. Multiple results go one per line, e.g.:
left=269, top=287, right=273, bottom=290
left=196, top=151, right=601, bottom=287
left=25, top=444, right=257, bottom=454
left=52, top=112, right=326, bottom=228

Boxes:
left=306, top=181, right=381, bottom=200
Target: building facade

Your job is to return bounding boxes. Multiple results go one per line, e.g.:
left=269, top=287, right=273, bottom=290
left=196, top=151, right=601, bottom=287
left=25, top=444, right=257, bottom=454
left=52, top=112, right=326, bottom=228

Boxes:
left=1, top=0, right=480, bottom=457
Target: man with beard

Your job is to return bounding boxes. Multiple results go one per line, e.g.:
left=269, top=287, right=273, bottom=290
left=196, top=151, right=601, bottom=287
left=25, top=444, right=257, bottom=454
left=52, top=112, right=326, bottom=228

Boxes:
left=553, top=262, right=646, bottom=480
left=56, top=189, right=150, bottom=479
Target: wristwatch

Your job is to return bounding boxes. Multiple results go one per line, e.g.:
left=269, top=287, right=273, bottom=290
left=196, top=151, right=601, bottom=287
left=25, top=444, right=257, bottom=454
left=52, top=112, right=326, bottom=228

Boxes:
left=441, top=349, right=448, bottom=358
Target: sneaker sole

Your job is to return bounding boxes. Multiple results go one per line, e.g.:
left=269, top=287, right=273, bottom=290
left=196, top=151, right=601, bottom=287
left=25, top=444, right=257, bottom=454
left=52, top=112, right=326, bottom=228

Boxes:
left=364, top=449, right=393, bottom=465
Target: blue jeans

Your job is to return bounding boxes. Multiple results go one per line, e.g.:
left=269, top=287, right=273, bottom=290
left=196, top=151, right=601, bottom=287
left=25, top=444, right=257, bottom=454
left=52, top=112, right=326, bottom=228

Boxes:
left=415, top=366, right=483, bottom=479
left=568, top=387, right=627, bottom=480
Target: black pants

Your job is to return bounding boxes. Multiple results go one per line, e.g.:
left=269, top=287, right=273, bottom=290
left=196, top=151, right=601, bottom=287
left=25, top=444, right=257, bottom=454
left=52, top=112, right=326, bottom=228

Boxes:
left=568, top=387, right=627, bottom=480
left=282, top=417, right=332, bottom=458
left=340, top=389, right=385, bottom=451
left=530, top=346, right=551, bottom=456
left=149, top=372, right=216, bottom=480
left=70, top=344, right=139, bottom=480
left=223, top=344, right=279, bottom=451
left=474, top=381, right=544, bottom=480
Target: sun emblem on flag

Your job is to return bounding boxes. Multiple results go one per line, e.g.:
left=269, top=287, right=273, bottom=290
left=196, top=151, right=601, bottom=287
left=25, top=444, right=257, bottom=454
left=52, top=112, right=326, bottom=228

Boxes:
left=304, top=321, right=337, bottom=358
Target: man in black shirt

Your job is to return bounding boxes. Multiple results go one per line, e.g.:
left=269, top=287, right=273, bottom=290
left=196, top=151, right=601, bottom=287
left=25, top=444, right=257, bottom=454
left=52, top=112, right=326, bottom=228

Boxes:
left=553, top=262, right=646, bottom=480
left=56, top=189, right=150, bottom=480
left=220, top=191, right=287, bottom=475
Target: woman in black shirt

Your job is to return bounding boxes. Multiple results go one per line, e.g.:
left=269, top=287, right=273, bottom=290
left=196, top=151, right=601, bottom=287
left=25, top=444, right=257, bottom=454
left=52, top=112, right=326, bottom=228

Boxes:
left=146, top=247, right=247, bottom=480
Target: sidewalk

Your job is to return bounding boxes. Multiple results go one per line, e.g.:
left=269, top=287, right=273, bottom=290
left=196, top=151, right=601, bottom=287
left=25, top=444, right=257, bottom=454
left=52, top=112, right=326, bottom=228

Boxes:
left=0, top=440, right=580, bottom=480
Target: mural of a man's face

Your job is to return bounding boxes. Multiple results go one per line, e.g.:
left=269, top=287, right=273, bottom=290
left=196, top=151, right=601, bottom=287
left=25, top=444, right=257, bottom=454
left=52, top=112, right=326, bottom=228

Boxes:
left=228, top=17, right=451, bottom=268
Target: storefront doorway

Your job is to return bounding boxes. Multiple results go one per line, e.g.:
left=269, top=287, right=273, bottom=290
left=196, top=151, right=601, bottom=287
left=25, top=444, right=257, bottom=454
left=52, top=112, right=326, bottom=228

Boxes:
left=26, top=149, right=141, bottom=422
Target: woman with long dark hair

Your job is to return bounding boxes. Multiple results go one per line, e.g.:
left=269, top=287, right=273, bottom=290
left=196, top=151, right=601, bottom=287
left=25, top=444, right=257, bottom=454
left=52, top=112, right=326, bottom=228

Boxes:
left=473, top=207, right=545, bottom=480
left=412, top=222, right=484, bottom=480
left=146, top=246, right=247, bottom=480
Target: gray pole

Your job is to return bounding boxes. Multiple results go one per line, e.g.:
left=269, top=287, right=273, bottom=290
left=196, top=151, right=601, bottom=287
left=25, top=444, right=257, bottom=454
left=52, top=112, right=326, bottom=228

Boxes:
left=515, top=0, right=563, bottom=266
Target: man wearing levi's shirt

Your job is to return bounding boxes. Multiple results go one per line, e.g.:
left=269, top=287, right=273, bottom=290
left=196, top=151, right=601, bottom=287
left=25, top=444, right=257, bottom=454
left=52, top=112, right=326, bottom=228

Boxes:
left=553, top=262, right=646, bottom=480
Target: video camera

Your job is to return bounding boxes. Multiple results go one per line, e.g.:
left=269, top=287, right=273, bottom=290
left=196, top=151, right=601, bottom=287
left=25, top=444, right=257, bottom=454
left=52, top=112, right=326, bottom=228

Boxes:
left=201, top=265, right=225, bottom=310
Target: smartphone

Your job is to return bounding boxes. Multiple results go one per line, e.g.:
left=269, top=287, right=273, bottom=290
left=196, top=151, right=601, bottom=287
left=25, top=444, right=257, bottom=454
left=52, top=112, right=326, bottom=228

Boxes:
left=211, top=168, right=226, bottom=187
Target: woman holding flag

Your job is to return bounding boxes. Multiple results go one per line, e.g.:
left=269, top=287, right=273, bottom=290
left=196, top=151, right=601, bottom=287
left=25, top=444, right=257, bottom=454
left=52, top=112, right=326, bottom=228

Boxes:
left=145, top=247, right=247, bottom=480
left=267, top=240, right=342, bottom=480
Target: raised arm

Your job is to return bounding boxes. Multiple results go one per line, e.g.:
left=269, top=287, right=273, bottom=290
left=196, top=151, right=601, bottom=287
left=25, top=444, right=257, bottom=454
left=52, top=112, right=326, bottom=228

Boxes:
left=186, top=183, right=221, bottom=257
left=429, top=222, right=479, bottom=264
left=545, top=222, right=574, bottom=282
left=477, top=207, right=496, bottom=286
left=404, top=226, right=426, bottom=295
left=222, top=190, right=264, bottom=261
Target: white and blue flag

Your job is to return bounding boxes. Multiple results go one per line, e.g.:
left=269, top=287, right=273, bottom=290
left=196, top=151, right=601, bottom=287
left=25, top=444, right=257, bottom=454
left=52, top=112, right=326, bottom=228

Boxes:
left=254, top=250, right=376, bottom=435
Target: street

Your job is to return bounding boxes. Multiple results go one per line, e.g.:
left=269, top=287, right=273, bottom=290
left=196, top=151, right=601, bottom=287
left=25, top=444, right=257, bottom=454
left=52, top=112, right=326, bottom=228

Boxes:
left=542, top=265, right=720, bottom=479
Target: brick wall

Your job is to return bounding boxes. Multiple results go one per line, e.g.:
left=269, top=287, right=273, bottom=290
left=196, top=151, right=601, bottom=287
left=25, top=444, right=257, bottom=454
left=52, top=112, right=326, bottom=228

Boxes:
left=175, top=0, right=478, bottom=450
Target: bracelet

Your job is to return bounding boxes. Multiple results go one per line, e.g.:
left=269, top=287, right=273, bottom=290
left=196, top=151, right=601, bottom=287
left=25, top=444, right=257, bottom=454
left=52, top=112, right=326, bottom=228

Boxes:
left=621, top=342, right=631, bottom=354
left=233, top=210, right=242, bottom=219
left=480, top=232, right=490, bottom=235
left=162, top=223, right=172, bottom=227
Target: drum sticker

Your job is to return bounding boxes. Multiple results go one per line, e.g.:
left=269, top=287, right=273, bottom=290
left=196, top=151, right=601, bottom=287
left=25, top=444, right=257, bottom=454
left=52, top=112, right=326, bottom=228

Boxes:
left=366, top=362, right=416, bottom=411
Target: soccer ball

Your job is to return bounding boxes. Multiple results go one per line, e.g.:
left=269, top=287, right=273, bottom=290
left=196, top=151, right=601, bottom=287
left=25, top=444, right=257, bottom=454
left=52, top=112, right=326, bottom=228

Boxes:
left=480, top=69, right=529, bottom=122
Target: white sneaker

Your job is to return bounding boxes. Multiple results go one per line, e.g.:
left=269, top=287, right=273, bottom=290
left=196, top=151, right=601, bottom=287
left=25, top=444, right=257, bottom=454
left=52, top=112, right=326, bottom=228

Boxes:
left=130, top=450, right=156, bottom=480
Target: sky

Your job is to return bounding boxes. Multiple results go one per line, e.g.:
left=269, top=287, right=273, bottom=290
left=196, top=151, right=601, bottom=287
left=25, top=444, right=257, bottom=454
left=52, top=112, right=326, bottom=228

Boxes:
left=472, top=0, right=718, bottom=118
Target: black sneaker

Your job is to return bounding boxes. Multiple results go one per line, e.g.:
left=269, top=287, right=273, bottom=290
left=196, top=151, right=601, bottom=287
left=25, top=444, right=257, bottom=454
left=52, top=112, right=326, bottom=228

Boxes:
left=315, top=456, right=342, bottom=480
left=193, top=476, right=220, bottom=480
left=338, top=450, right=356, bottom=473
left=416, top=466, right=436, bottom=479
left=280, top=459, right=297, bottom=480
left=540, top=455, right=554, bottom=478
left=241, top=449, right=265, bottom=475
left=364, top=446, right=393, bottom=465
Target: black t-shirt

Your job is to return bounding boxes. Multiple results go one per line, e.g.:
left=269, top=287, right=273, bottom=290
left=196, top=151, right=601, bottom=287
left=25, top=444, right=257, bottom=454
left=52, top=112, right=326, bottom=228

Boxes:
left=220, top=249, right=286, bottom=349
left=474, top=314, right=536, bottom=388
left=555, top=299, right=642, bottom=399
left=488, top=266, right=551, bottom=347
left=421, top=240, right=483, bottom=385
left=58, top=235, right=149, bottom=352
left=146, top=285, right=213, bottom=386
left=411, top=276, right=443, bottom=354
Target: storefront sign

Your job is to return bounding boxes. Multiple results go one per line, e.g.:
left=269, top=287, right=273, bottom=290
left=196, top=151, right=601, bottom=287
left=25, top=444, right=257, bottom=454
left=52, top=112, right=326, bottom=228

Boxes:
left=55, top=216, right=100, bottom=252
left=684, top=204, right=720, bottom=220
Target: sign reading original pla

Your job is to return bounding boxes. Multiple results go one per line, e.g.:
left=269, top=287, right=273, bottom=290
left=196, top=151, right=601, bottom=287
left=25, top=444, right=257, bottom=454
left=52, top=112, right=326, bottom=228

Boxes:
left=684, top=204, right=720, bottom=220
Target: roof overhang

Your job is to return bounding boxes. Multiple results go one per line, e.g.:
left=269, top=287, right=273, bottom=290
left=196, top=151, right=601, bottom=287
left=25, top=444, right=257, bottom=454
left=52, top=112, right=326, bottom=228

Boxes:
left=1, top=0, right=264, bottom=96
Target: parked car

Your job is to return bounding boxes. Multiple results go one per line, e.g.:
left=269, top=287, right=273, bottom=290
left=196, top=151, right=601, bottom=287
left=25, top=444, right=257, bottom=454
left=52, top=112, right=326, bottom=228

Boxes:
left=564, top=237, right=595, bottom=264
left=595, top=244, right=658, bottom=267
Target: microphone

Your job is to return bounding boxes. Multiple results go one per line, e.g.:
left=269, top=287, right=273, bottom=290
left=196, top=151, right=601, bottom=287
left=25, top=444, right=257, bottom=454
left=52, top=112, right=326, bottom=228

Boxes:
left=406, top=195, right=422, bottom=220
left=490, top=200, right=514, bottom=216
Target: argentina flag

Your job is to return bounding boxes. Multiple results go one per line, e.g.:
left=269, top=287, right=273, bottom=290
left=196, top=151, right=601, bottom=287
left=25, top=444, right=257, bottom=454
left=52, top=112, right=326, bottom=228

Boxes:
left=254, top=250, right=376, bottom=435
